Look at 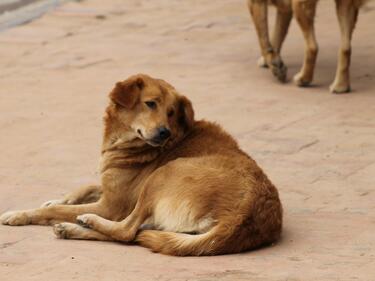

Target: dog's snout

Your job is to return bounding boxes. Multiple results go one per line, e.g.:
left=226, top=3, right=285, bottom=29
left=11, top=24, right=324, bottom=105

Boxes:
left=146, top=126, right=171, bottom=146
left=158, top=127, right=171, bottom=141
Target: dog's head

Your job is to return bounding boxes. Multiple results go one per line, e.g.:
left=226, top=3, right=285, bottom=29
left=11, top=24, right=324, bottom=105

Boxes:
left=107, top=74, right=194, bottom=147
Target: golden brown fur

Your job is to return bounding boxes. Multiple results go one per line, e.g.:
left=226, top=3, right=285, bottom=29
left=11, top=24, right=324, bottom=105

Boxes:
left=0, top=74, right=282, bottom=256
left=248, top=0, right=368, bottom=93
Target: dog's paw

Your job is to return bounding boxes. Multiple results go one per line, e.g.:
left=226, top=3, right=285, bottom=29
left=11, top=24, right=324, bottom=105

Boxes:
left=53, top=222, right=80, bottom=239
left=40, top=199, right=67, bottom=208
left=0, top=211, right=30, bottom=226
left=293, top=72, right=312, bottom=87
left=329, top=81, right=351, bottom=94
left=271, top=59, right=287, bottom=82
left=257, top=56, right=268, bottom=68
left=53, top=223, right=70, bottom=239
left=76, top=214, right=98, bottom=228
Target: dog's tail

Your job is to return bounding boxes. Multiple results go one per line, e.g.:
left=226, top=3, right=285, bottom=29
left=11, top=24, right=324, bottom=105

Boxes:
left=136, top=220, right=262, bottom=256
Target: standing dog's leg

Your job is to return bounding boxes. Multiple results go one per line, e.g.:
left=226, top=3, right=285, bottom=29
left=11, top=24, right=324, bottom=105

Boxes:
left=258, top=7, right=293, bottom=68
left=248, top=0, right=272, bottom=65
left=41, top=185, right=102, bottom=207
left=292, top=0, right=319, bottom=87
left=271, top=7, right=293, bottom=58
left=0, top=201, right=109, bottom=226
left=330, top=0, right=359, bottom=93
left=248, top=0, right=287, bottom=81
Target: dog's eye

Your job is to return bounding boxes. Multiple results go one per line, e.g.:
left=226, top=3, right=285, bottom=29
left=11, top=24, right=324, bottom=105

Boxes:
left=145, top=101, right=157, bottom=109
left=168, top=109, right=174, bottom=118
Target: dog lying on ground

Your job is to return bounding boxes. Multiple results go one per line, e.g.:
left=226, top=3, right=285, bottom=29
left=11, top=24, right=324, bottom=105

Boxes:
left=247, top=0, right=368, bottom=93
left=0, top=74, right=282, bottom=256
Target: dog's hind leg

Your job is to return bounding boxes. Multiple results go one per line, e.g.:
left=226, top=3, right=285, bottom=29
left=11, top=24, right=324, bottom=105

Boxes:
left=292, top=0, right=319, bottom=87
left=248, top=0, right=287, bottom=81
left=41, top=185, right=102, bottom=207
left=53, top=222, right=114, bottom=241
left=76, top=200, right=149, bottom=242
left=75, top=186, right=151, bottom=242
left=330, top=0, right=359, bottom=93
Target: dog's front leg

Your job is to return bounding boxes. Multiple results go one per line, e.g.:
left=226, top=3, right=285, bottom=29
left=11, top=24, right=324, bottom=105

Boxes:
left=0, top=201, right=108, bottom=226
left=271, top=7, right=292, bottom=55
left=247, top=0, right=287, bottom=81
left=41, top=184, right=102, bottom=207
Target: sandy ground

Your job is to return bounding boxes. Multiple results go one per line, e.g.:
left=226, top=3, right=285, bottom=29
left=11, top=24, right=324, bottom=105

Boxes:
left=0, top=0, right=374, bottom=280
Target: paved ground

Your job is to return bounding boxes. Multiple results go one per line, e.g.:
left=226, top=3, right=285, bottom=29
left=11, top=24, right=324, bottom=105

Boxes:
left=0, top=0, right=65, bottom=31
left=0, top=0, right=40, bottom=14
left=0, top=0, right=374, bottom=280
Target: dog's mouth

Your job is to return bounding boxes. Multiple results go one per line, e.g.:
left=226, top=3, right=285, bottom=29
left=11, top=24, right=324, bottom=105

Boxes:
left=137, top=129, right=168, bottom=147
left=147, top=139, right=166, bottom=147
left=137, top=129, right=144, bottom=138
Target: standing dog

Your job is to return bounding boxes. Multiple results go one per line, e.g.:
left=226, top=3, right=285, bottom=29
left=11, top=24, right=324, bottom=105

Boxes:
left=248, top=0, right=367, bottom=93
left=0, top=74, right=282, bottom=256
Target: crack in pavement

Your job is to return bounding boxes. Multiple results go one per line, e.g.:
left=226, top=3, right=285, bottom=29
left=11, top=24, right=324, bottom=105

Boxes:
left=0, top=237, right=27, bottom=249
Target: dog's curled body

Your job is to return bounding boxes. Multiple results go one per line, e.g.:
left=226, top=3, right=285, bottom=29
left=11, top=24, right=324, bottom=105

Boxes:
left=0, top=74, right=282, bottom=256
left=98, top=102, right=282, bottom=255
left=132, top=121, right=282, bottom=255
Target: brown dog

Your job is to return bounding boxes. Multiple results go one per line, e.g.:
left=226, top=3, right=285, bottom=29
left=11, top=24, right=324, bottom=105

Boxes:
left=248, top=0, right=367, bottom=93
left=0, top=74, right=282, bottom=256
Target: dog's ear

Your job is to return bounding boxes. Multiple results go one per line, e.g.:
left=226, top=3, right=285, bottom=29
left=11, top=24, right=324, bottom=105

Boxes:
left=178, top=95, right=195, bottom=131
left=109, top=76, right=144, bottom=109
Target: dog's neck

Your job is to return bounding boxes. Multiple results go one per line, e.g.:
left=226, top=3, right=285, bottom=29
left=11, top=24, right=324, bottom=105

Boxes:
left=100, top=111, right=162, bottom=173
left=101, top=136, right=161, bottom=171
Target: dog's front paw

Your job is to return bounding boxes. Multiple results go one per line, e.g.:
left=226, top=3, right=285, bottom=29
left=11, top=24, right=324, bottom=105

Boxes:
left=76, top=214, right=99, bottom=228
left=40, top=199, right=67, bottom=208
left=0, top=211, right=30, bottom=226
left=271, top=59, right=287, bottom=82
left=257, top=56, right=268, bottom=68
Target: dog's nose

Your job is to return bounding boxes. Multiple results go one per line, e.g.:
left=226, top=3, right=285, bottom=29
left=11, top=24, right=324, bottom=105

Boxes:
left=158, top=127, right=171, bottom=141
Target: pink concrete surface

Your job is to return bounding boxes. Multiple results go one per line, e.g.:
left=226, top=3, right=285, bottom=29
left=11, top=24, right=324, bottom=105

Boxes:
left=0, top=0, right=374, bottom=280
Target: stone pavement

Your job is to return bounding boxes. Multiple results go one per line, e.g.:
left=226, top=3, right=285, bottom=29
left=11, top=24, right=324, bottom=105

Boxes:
left=0, top=0, right=374, bottom=280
